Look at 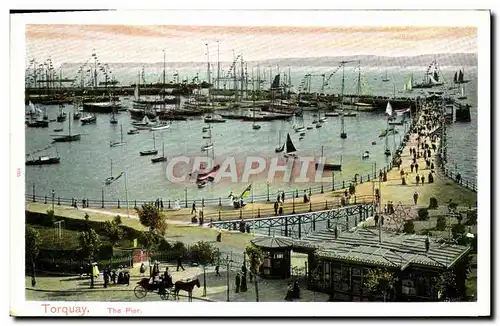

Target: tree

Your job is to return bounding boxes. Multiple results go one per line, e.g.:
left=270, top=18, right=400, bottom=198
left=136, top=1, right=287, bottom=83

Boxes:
left=363, top=268, right=396, bottom=301
left=79, top=228, right=101, bottom=289
left=190, top=241, right=219, bottom=265
left=245, top=244, right=264, bottom=275
left=436, top=216, right=447, bottom=231
left=465, top=209, right=477, bottom=226
left=435, top=271, right=458, bottom=301
left=136, top=203, right=167, bottom=236
left=103, top=218, right=124, bottom=245
left=26, top=225, right=42, bottom=287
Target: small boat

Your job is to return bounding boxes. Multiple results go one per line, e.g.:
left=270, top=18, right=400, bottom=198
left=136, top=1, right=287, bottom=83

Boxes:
left=197, top=181, right=207, bottom=188
left=325, top=112, right=339, bottom=117
left=343, top=112, right=357, bottom=117
left=382, top=70, right=390, bottom=82
left=312, top=120, right=318, bottom=124
left=300, top=132, right=306, bottom=136
left=283, top=133, right=299, bottom=159
left=201, top=143, right=214, bottom=151
left=204, top=116, right=226, bottom=123
left=104, top=160, right=124, bottom=185
left=151, top=122, right=170, bottom=131
left=197, top=164, right=221, bottom=181
left=384, top=149, right=391, bottom=156
left=27, top=120, right=49, bottom=128
left=127, top=129, right=139, bottom=135
left=26, top=155, right=60, bottom=166
left=140, top=133, right=158, bottom=156
left=202, top=126, right=211, bottom=132
left=319, top=117, right=327, bottom=123
left=315, top=123, right=322, bottom=128
left=315, top=147, right=342, bottom=171
left=73, top=112, right=81, bottom=120
left=306, top=126, right=314, bottom=130
left=151, top=140, right=167, bottom=163
left=362, top=151, right=370, bottom=159
left=379, top=128, right=398, bottom=138
left=56, top=109, right=67, bottom=122
left=372, top=141, right=377, bottom=145
left=252, top=124, right=261, bottom=130
left=53, top=128, right=63, bottom=132
left=52, top=113, right=81, bottom=143
left=81, top=114, right=97, bottom=125
left=294, top=126, right=305, bottom=133
left=299, top=136, right=304, bottom=140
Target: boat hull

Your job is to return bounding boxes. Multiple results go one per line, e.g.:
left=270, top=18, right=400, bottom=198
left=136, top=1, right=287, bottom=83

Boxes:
left=26, top=157, right=60, bottom=166
left=52, top=134, right=81, bottom=142
left=315, top=163, right=342, bottom=171
left=140, top=150, right=158, bottom=156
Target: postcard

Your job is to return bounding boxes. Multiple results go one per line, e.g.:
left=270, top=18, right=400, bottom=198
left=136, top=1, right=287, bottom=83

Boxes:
left=10, top=9, right=490, bottom=317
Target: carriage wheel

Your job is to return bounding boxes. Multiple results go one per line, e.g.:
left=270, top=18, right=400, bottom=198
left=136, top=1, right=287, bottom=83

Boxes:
left=159, top=290, right=170, bottom=300
left=134, top=285, right=147, bottom=299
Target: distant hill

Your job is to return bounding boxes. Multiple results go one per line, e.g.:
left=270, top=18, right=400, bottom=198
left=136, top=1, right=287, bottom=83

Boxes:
left=60, top=53, right=477, bottom=70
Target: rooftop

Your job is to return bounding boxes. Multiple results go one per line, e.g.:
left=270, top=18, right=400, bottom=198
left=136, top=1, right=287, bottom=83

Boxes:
left=252, top=228, right=471, bottom=270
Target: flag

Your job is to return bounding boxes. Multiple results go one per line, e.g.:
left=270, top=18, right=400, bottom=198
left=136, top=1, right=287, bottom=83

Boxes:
left=240, top=184, right=252, bottom=198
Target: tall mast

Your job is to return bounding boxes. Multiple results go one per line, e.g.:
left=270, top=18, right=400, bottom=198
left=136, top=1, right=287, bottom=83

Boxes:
left=341, top=63, right=345, bottom=110
left=163, top=49, right=166, bottom=102
left=206, top=43, right=211, bottom=104
left=240, top=56, right=244, bottom=100
left=356, top=61, right=361, bottom=99
left=217, top=41, right=220, bottom=90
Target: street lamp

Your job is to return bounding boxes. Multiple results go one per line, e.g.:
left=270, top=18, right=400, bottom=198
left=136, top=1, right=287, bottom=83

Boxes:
left=51, top=189, right=55, bottom=211
left=266, top=182, right=270, bottom=202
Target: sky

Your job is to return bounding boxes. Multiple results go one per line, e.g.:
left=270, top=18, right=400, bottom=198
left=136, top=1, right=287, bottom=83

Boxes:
left=25, top=25, right=477, bottom=67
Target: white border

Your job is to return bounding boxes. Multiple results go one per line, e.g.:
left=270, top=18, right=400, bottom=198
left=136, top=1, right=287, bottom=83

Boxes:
left=9, top=8, right=490, bottom=317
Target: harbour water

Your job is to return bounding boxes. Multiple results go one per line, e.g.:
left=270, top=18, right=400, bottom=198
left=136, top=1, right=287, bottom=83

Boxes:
left=25, top=66, right=477, bottom=204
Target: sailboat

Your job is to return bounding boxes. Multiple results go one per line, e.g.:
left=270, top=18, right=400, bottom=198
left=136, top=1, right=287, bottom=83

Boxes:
left=73, top=97, right=81, bottom=120
left=52, top=113, right=81, bottom=142
left=293, top=116, right=306, bottom=133
left=56, top=105, right=67, bottom=122
left=403, top=75, right=413, bottom=93
left=315, top=146, right=342, bottom=171
left=382, top=70, right=390, bottom=82
left=384, top=119, right=391, bottom=156
left=283, top=133, right=298, bottom=159
left=453, top=68, right=470, bottom=84
left=457, top=84, right=467, bottom=100
left=110, top=105, right=118, bottom=124
left=26, top=146, right=60, bottom=166
left=150, top=122, right=170, bottom=131
left=42, top=107, right=48, bottom=121
left=151, top=138, right=167, bottom=163
left=340, top=111, right=347, bottom=139
left=140, top=133, right=158, bottom=156
left=104, top=159, right=124, bottom=185
left=110, top=123, right=125, bottom=147
left=251, top=77, right=261, bottom=130
left=275, top=131, right=284, bottom=153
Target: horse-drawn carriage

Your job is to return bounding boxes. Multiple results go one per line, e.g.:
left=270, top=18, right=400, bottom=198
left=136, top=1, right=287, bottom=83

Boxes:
left=134, top=277, right=200, bottom=301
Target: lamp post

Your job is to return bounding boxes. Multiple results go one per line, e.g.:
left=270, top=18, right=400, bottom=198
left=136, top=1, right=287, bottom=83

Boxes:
left=226, top=255, right=230, bottom=302
left=331, top=172, right=335, bottom=191
left=184, top=187, right=188, bottom=208
left=266, top=182, right=270, bottom=202
left=51, top=189, right=55, bottom=211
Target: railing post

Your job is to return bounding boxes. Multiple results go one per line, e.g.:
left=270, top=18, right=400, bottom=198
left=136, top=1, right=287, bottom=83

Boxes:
left=327, top=219, right=330, bottom=229
left=325, top=200, right=328, bottom=210
left=117, top=199, right=120, bottom=209
left=257, top=208, right=261, bottom=218
left=101, top=188, right=104, bottom=208
left=346, top=214, right=349, bottom=230
left=309, top=187, right=312, bottom=197
left=57, top=197, right=60, bottom=205
left=321, top=184, right=324, bottom=194
left=285, top=216, right=288, bottom=237
left=219, top=197, right=222, bottom=206
left=168, top=200, right=171, bottom=209
left=44, top=196, right=47, bottom=204
left=360, top=175, right=363, bottom=184
left=202, top=198, right=205, bottom=208
left=32, top=183, right=36, bottom=202
left=239, top=209, right=242, bottom=219
left=134, top=200, right=137, bottom=209
left=298, top=216, right=302, bottom=239
left=354, top=195, right=357, bottom=204
left=312, top=215, right=316, bottom=232
left=218, top=211, right=221, bottom=221
left=309, top=201, right=312, bottom=212
left=295, top=189, right=298, bottom=198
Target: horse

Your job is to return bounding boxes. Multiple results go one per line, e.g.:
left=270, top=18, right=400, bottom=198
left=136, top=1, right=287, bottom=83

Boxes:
left=173, top=278, right=200, bottom=301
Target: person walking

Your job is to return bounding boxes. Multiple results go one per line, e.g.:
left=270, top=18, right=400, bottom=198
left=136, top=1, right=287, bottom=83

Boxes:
left=410, top=163, right=414, bottom=173
left=415, top=163, right=419, bottom=173
left=281, top=192, right=285, bottom=203
left=413, top=191, right=419, bottom=205
left=416, top=175, right=420, bottom=186
left=176, top=255, right=185, bottom=272
left=235, top=272, right=241, bottom=293
left=421, top=175, right=425, bottom=184
left=274, top=201, right=279, bottom=216
left=191, top=201, right=197, bottom=215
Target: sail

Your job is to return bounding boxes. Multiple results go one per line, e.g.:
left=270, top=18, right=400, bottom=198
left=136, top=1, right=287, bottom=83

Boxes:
left=406, top=76, right=413, bottom=91
left=271, top=74, right=281, bottom=89
left=285, top=133, right=297, bottom=153
left=429, top=74, right=440, bottom=85
left=385, top=101, right=393, bottom=117
left=458, top=70, right=464, bottom=83
left=433, top=71, right=439, bottom=82
left=461, top=85, right=465, bottom=96
left=453, top=72, right=458, bottom=83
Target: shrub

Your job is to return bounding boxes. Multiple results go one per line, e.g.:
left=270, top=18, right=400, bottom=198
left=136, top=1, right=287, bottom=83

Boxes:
left=436, top=216, right=447, bottom=231
left=428, top=197, right=438, bottom=209
left=417, top=208, right=429, bottom=221
left=172, top=241, right=187, bottom=255
left=42, top=210, right=55, bottom=227
left=189, top=241, right=219, bottom=265
left=464, top=209, right=477, bottom=226
left=451, top=223, right=466, bottom=239
left=403, top=220, right=415, bottom=234
left=157, top=239, right=172, bottom=252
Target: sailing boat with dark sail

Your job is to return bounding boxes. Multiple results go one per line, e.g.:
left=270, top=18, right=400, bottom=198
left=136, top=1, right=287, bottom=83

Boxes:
left=52, top=113, right=81, bottom=142
left=275, top=131, right=284, bottom=153
left=140, top=133, right=158, bottom=156
left=453, top=68, right=470, bottom=84
left=283, top=133, right=298, bottom=159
